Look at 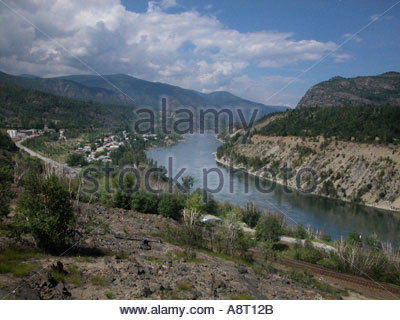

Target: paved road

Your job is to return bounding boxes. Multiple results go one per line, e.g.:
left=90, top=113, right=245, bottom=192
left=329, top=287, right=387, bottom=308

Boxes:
left=15, top=136, right=80, bottom=177
left=202, top=214, right=337, bottom=252
left=280, top=236, right=337, bottom=252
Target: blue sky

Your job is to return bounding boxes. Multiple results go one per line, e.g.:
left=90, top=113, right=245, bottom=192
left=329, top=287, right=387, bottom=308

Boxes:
left=0, top=0, right=399, bottom=106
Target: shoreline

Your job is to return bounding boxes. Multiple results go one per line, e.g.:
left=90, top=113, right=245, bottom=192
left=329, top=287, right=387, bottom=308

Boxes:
left=213, top=153, right=400, bottom=215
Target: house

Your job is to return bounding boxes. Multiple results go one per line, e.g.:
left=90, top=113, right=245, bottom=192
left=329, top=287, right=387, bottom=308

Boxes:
left=6, top=130, right=17, bottom=138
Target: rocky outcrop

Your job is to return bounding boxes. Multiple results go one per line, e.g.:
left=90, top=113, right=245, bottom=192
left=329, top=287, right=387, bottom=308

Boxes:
left=217, top=135, right=400, bottom=211
left=296, top=72, right=400, bottom=108
left=1, top=204, right=324, bottom=300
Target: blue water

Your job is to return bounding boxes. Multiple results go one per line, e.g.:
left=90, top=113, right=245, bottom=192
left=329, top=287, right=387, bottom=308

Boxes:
left=147, top=133, right=400, bottom=244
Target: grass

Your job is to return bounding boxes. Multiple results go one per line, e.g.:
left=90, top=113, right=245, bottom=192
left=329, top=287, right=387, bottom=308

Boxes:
left=231, top=293, right=253, bottom=300
left=0, top=223, right=11, bottom=237
left=90, top=275, right=110, bottom=287
left=161, top=292, right=181, bottom=300
left=200, top=249, right=253, bottom=266
left=177, top=282, right=192, bottom=291
left=0, top=248, right=42, bottom=278
left=51, top=270, right=65, bottom=283
left=66, top=265, right=81, bottom=286
left=172, top=250, right=205, bottom=264
left=104, top=290, right=113, bottom=299
left=115, top=252, right=129, bottom=260
left=289, top=268, right=348, bottom=297
left=146, top=256, right=163, bottom=263
left=75, top=256, right=95, bottom=263
left=313, top=280, right=348, bottom=297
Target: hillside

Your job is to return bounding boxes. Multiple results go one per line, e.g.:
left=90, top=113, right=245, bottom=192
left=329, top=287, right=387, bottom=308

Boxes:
left=0, top=83, right=135, bottom=129
left=255, top=105, right=400, bottom=144
left=216, top=105, right=400, bottom=211
left=296, top=72, right=400, bottom=108
left=0, top=71, right=287, bottom=115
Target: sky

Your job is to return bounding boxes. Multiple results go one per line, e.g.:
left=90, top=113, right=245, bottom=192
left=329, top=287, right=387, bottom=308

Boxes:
left=0, top=0, right=399, bottom=107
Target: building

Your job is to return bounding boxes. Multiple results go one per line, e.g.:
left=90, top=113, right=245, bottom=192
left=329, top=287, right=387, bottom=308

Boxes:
left=6, top=130, right=17, bottom=138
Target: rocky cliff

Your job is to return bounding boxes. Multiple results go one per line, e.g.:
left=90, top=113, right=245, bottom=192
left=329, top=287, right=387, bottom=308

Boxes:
left=296, top=72, right=400, bottom=108
left=216, top=134, right=400, bottom=212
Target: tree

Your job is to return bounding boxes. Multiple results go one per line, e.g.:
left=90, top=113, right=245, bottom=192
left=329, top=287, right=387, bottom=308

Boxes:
left=11, top=173, right=76, bottom=252
left=181, top=175, right=194, bottom=193
left=158, top=193, right=185, bottom=220
left=131, top=189, right=159, bottom=214
left=66, top=153, right=88, bottom=167
left=293, top=223, right=308, bottom=239
left=255, top=214, right=284, bottom=242
left=219, top=209, right=243, bottom=257
left=242, top=202, right=261, bottom=228
left=0, top=167, right=13, bottom=217
left=112, top=189, right=132, bottom=210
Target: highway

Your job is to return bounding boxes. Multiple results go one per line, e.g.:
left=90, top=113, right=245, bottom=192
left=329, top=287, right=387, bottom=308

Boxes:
left=15, top=136, right=80, bottom=177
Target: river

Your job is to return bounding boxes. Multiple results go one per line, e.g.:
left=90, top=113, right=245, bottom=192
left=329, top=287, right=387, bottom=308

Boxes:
left=147, top=133, right=400, bottom=244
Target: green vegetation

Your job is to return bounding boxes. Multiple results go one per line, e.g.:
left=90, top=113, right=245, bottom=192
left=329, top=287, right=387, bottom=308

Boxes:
left=231, top=293, right=253, bottom=300
left=281, top=233, right=400, bottom=286
left=115, top=252, right=129, bottom=260
left=157, top=193, right=185, bottom=220
left=0, top=83, right=135, bottom=129
left=0, top=130, right=17, bottom=216
left=177, top=282, right=192, bottom=291
left=90, top=275, right=110, bottom=287
left=146, top=256, right=163, bottom=263
left=11, top=173, right=76, bottom=252
left=289, top=269, right=347, bottom=297
left=255, top=105, right=400, bottom=144
left=0, top=248, right=42, bottom=277
left=66, top=153, right=88, bottom=167
left=255, top=213, right=285, bottom=242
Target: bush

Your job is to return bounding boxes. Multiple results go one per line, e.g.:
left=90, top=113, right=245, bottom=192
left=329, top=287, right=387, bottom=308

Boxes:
left=66, top=153, right=88, bottom=167
left=131, top=189, right=159, bottom=214
left=11, top=173, right=76, bottom=252
left=158, top=193, right=185, bottom=220
left=0, top=167, right=13, bottom=217
left=241, top=202, right=261, bottom=228
left=293, top=223, right=308, bottom=239
left=255, top=214, right=284, bottom=242
left=112, top=190, right=132, bottom=210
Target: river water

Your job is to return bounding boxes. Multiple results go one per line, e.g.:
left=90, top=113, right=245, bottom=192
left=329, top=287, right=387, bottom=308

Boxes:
left=147, top=133, right=400, bottom=244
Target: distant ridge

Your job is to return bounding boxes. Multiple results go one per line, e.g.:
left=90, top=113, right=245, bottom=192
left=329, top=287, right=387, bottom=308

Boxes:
left=296, top=72, right=400, bottom=108
left=0, top=71, right=287, bottom=115
left=18, top=74, right=39, bottom=79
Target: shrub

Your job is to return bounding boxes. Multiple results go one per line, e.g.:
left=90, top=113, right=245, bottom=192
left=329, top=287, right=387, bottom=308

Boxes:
left=293, top=223, right=308, bottom=239
left=131, top=189, right=159, bottom=214
left=11, top=173, right=76, bottom=252
left=158, top=193, right=185, bottom=220
left=112, top=190, right=132, bottom=210
left=0, top=167, right=13, bottom=217
left=255, top=214, right=284, bottom=242
left=66, top=153, right=88, bottom=167
left=241, top=202, right=261, bottom=228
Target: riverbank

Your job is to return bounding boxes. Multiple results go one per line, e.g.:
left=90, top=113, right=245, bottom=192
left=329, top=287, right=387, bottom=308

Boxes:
left=214, top=134, right=400, bottom=214
left=214, top=153, right=400, bottom=214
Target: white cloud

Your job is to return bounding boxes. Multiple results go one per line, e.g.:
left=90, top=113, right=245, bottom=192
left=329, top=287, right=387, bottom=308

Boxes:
left=332, top=53, right=352, bottom=63
left=0, top=0, right=342, bottom=104
left=370, top=13, right=394, bottom=22
left=343, top=33, right=361, bottom=43
left=148, top=0, right=179, bottom=12
left=370, top=13, right=380, bottom=21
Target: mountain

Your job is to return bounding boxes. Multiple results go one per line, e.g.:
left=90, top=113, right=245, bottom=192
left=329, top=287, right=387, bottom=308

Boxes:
left=216, top=104, right=400, bottom=211
left=0, top=71, right=287, bottom=115
left=18, top=74, right=40, bottom=78
left=296, top=72, right=400, bottom=108
left=0, top=83, right=135, bottom=129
